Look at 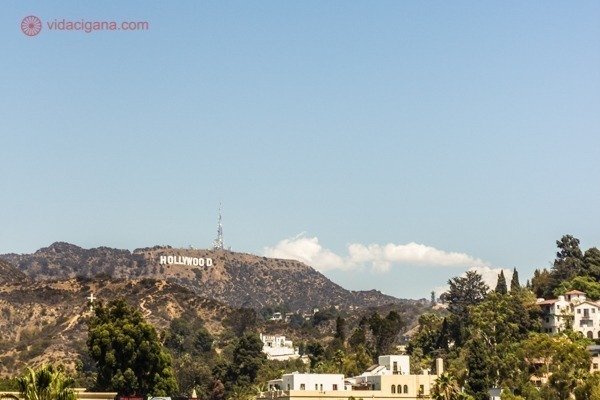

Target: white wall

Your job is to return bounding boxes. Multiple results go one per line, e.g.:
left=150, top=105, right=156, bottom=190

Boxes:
left=281, top=373, right=345, bottom=391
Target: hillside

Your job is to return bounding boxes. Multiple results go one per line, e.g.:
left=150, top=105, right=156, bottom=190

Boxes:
left=0, top=259, right=27, bottom=284
left=1, top=242, right=405, bottom=311
left=0, top=276, right=231, bottom=376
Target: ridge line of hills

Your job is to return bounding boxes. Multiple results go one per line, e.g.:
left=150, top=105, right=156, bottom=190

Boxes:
left=0, top=241, right=411, bottom=311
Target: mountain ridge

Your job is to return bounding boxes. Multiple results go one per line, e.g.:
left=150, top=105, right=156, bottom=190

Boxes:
left=0, top=242, right=407, bottom=311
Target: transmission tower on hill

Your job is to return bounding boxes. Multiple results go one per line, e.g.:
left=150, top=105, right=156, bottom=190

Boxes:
left=212, top=203, right=224, bottom=250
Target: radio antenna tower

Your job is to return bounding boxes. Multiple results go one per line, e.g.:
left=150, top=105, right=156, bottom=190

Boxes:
left=212, top=203, right=224, bottom=250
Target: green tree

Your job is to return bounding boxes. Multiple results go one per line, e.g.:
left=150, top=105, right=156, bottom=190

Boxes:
left=87, top=298, right=177, bottom=396
left=495, top=271, right=508, bottom=294
left=232, top=333, right=267, bottom=386
left=520, top=333, right=591, bottom=400
left=464, top=338, right=491, bottom=400
left=442, top=271, right=489, bottom=346
left=224, top=308, right=258, bottom=337
left=554, top=275, right=600, bottom=300
left=510, top=268, right=520, bottom=292
left=17, top=366, right=76, bottom=400
left=468, top=291, right=540, bottom=388
left=335, top=317, right=346, bottom=342
left=583, top=247, right=600, bottom=281
left=408, top=313, right=443, bottom=356
left=531, top=269, right=552, bottom=298
left=551, top=235, right=585, bottom=290
left=432, top=373, right=462, bottom=400
left=368, top=311, right=403, bottom=356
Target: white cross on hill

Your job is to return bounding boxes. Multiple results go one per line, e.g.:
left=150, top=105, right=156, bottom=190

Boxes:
left=87, top=293, right=96, bottom=311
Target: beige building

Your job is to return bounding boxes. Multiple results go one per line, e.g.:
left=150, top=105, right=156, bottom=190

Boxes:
left=261, top=356, right=443, bottom=400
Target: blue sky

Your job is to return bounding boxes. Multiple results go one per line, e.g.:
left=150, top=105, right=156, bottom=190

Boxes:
left=1, top=1, right=599, bottom=299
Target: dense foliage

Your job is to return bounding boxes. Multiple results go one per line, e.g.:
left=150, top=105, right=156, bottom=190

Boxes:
left=86, top=299, right=177, bottom=396
left=410, top=235, right=600, bottom=400
left=17, top=365, right=75, bottom=400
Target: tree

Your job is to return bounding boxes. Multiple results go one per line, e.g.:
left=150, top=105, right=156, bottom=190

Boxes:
left=87, top=299, right=177, bottom=396
left=583, top=247, right=600, bottom=281
left=232, top=333, right=267, bottom=386
left=442, top=271, right=489, bottom=346
left=551, top=235, right=585, bottom=290
left=431, top=291, right=436, bottom=306
left=510, top=268, right=520, bottom=292
left=464, top=338, right=492, bottom=400
left=335, top=317, right=346, bottom=342
left=368, top=311, right=403, bottom=356
left=554, top=275, right=600, bottom=300
left=520, top=333, right=591, bottom=400
left=531, top=269, right=552, bottom=298
left=208, top=379, right=225, bottom=400
left=444, top=271, right=489, bottom=318
left=432, top=373, right=462, bottom=400
left=224, top=308, right=258, bottom=337
left=17, top=366, right=76, bottom=400
left=495, top=271, right=508, bottom=294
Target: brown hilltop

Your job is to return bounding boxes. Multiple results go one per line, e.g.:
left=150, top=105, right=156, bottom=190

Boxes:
left=0, top=259, right=28, bottom=285
left=0, top=276, right=231, bottom=376
left=1, top=242, right=405, bottom=311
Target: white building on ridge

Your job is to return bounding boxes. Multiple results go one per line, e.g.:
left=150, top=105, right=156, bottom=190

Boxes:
left=538, top=290, right=600, bottom=339
left=260, top=333, right=302, bottom=361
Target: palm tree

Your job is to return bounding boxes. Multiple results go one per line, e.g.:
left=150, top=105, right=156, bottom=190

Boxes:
left=432, top=373, right=462, bottom=400
left=17, top=366, right=76, bottom=400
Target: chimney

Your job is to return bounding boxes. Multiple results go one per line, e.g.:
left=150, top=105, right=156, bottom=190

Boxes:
left=435, top=358, right=444, bottom=375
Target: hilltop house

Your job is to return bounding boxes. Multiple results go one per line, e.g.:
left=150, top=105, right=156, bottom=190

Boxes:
left=260, top=333, right=304, bottom=361
left=537, top=290, right=600, bottom=339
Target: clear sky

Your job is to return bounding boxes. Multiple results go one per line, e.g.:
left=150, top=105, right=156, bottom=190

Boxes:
left=1, top=1, right=599, bottom=299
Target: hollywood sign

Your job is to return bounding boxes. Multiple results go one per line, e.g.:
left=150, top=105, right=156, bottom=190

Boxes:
left=159, top=255, right=213, bottom=267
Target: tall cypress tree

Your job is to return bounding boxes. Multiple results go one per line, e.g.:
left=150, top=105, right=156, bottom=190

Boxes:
left=465, top=339, right=492, bottom=400
left=495, top=271, right=507, bottom=294
left=510, top=268, right=520, bottom=292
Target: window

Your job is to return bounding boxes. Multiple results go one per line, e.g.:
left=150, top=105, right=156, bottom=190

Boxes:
left=333, top=385, right=338, bottom=391
left=393, top=361, right=398, bottom=374
left=391, top=385, right=396, bottom=394
left=419, top=385, right=424, bottom=395
left=315, top=384, right=318, bottom=390
left=287, top=384, right=290, bottom=390
left=319, top=384, right=323, bottom=392
left=403, top=385, right=408, bottom=394
left=593, top=363, right=598, bottom=370
left=577, top=309, right=581, bottom=314
left=397, top=385, right=401, bottom=393
left=300, top=384, right=305, bottom=390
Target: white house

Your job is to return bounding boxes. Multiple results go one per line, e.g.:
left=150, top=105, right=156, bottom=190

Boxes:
left=538, top=290, right=600, bottom=338
left=268, top=373, right=346, bottom=392
left=261, top=355, right=443, bottom=400
left=260, top=333, right=301, bottom=361
left=574, top=301, right=600, bottom=339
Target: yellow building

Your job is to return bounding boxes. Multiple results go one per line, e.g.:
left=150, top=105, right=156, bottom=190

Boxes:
left=260, top=356, right=443, bottom=400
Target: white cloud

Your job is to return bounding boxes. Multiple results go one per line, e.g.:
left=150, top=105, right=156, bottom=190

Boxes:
left=263, top=234, right=347, bottom=271
left=263, top=233, right=489, bottom=273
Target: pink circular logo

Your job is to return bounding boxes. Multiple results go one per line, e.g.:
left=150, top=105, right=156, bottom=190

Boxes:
left=21, top=15, right=42, bottom=36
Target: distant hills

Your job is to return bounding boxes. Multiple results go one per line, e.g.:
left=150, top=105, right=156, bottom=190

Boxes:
left=0, top=242, right=420, bottom=376
left=0, top=242, right=405, bottom=311
left=0, top=276, right=231, bottom=375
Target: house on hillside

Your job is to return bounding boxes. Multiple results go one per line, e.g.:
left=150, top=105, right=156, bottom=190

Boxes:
left=537, top=290, right=600, bottom=338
